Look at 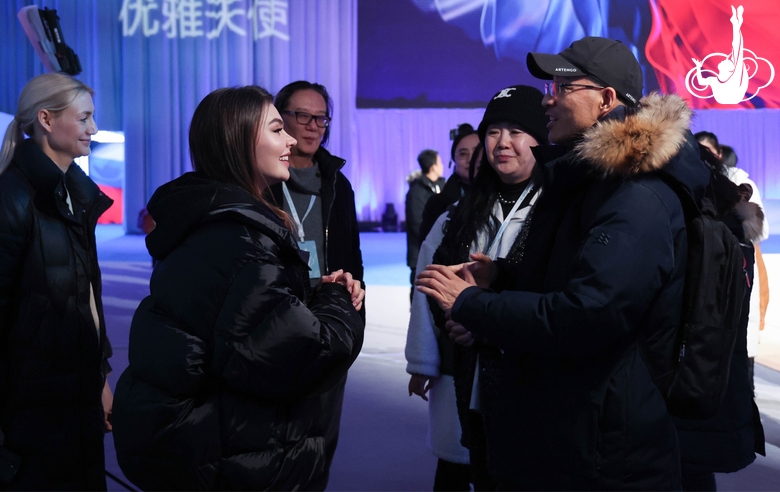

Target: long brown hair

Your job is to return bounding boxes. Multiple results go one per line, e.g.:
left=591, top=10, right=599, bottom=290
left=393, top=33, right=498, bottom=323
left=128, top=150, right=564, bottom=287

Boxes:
left=189, top=86, right=293, bottom=229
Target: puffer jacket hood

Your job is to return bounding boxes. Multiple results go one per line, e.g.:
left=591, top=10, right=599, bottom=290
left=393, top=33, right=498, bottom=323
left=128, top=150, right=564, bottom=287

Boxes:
left=576, top=92, right=711, bottom=205
left=146, top=172, right=296, bottom=261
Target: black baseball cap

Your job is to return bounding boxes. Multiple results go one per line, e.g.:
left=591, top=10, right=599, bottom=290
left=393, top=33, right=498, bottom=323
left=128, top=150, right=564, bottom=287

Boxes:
left=526, top=37, right=643, bottom=107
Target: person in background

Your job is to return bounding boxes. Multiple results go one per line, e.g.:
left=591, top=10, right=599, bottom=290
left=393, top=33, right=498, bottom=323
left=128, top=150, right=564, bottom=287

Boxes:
left=0, top=72, right=113, bottom=490
left=696, top=132, right=770, bottom=390
left=406, top=149, right=445, bottom=301
left=406, top=85, right=548, bottom=491
left=271, top=81, right=365, bottom=472
left=721, top=143, right=770, bottom=389
left=111, top=86, right=365, bottom=491
left=671, top=133, right=767, bottom=492
left=418, top=124, right=480, bottom=241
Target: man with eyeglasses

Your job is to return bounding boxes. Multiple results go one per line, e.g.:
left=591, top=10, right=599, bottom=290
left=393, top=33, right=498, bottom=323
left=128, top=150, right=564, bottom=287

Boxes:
left=417, top=36, right=711, bottom=489
left=271, top=81, right=365, bottom=486
left=272, top=81, right=364, bottom=294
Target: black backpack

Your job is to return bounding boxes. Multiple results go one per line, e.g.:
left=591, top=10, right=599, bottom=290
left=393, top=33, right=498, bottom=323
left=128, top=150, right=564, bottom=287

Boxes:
left=659, top=173, right=747, bottom=419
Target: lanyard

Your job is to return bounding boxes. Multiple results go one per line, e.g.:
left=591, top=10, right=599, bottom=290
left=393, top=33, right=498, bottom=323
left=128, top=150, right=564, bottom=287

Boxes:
left=282, top=182, right=316, bottom=242
left=485, top=180, right=534, bottom=259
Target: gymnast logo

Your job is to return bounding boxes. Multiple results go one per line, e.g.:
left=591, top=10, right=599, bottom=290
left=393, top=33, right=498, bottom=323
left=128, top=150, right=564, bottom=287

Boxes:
left=685, top=5, right=774, bottom=105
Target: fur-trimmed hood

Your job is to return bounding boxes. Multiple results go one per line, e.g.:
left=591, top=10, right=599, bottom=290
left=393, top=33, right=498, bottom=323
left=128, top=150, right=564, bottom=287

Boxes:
left=734, top=200, right=765, bottom=244
left=576, top=92, right=693, bottom=177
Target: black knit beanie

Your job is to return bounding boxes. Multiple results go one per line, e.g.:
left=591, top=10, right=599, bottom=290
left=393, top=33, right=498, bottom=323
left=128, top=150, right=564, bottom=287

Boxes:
left=477, top=85, right=548, bottom=145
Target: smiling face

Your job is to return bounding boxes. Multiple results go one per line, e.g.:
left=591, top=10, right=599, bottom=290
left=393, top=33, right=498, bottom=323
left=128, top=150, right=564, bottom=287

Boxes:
left=542, top=76, right=605, bottom=145
left=485, top=122, right=539, bottom=184
left=254, top=104, right=297, bottom=190
left=39, top=91, right=97, bottom=171
left=453, top=133, right=480, bottom=183
left=280, top=88, right=328, bottom=162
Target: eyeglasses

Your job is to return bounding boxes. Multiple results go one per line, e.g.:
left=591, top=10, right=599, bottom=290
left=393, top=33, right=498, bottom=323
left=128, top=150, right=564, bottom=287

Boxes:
left=282, top=110, right=330, bottom=128
left=543, top=82, right=605, bottom=97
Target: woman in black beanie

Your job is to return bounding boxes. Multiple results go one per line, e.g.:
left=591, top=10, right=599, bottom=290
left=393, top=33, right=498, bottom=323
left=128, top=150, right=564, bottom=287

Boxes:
left=405, top=85, right=548, bottom=490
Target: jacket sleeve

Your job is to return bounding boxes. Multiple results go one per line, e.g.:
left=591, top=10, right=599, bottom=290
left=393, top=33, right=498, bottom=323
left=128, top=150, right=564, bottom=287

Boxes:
left=405, top=212, right=449, bottom=377
left=0, top=187, right=31, bottom=328
left=212, top=253, right=365, bottom=402
left=339, top=175, right=366, bottom=320
left=452, top=183, right=677, bottom=358
left=344, top=181, right=364, bottom=282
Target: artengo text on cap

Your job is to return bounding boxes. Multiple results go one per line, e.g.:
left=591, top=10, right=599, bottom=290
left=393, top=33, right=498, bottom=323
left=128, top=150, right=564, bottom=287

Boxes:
left=555, top=68, right=577, bottom=72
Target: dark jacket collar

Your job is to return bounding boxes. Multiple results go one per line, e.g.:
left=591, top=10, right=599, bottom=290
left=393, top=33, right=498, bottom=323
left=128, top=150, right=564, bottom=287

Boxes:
left=314, top=146, right=345, bottom=182
left=13, top=138, right=109, bottom=219
left=14, top=138, right=70, bottom=199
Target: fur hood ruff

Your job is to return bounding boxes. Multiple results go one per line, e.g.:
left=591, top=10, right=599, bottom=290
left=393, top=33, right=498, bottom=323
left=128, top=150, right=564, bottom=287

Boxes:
left=734, top=200, right=765, bottom=244
left=576, top=92, right=692, bottom=176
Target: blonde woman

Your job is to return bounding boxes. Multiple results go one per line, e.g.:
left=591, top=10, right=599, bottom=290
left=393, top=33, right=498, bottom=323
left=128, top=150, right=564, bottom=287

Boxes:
left=0, top=73, right=113, bottom=489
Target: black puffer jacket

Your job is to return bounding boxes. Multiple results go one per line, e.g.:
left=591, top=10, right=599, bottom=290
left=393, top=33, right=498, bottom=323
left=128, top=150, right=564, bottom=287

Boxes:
left=451, top=94, right=711, bottom=489
left=269, top=147, right=364, bottom=469
left=112, top=173, right=365, bottom=491
left=0, top=139, right=113, bottom=490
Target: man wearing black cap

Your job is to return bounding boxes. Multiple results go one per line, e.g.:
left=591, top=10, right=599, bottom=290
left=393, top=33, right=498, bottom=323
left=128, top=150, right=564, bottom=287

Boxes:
left=418, top=37, right=711, bottom=489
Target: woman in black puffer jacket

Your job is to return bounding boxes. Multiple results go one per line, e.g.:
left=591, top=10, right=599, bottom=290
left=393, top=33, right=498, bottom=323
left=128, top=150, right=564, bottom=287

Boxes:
left=112, top=86, right=365, bottom=491
left=0, top=73, right=113, bottom=491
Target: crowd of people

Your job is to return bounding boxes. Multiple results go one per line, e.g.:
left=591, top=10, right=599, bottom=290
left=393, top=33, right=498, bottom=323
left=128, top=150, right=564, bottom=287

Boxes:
left=0, top=33, right=769, bottom=491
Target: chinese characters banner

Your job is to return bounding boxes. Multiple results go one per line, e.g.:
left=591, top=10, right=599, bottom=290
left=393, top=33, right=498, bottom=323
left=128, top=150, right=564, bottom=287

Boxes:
left=119, top=0, right=291, bottom=41
left=116, top=0, right=355, bottom=232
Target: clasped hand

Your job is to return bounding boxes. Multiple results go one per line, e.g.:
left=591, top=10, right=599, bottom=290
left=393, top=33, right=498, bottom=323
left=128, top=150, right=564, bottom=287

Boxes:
left=320, top=269, right=364, bottom=311
left=415, top=253, right=496, bottom=346
left=414, top=252, right=495, bottom=315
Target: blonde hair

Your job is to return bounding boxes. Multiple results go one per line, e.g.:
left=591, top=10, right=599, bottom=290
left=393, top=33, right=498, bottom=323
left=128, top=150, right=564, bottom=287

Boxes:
left=0, top=73, right=94, bottom=174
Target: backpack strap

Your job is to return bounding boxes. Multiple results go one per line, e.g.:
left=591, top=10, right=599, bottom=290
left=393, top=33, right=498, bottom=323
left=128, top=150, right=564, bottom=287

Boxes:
left=658, top=171, right=709, bottom=223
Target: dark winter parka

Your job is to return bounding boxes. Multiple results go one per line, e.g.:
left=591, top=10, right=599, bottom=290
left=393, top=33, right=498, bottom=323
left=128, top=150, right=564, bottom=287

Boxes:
left=451, top=94, right=711, bottom=490
left=406, top=172, right=446, bottom=268
left=112, top=173, right=364, bottom=491
left=0, top=139, right=113, bottom=490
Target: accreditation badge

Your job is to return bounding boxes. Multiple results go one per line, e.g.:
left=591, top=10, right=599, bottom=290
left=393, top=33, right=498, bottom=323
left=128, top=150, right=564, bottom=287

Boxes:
left=298, top=240, right=321, bottom=278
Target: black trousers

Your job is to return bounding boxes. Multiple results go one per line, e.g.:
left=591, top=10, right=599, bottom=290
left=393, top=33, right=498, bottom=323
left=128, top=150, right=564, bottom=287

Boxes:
left=468, top=411, right=498, bottom=491
left=433, top=459, right=471, bottom=491
left=681, top=467, right=716, bottom=491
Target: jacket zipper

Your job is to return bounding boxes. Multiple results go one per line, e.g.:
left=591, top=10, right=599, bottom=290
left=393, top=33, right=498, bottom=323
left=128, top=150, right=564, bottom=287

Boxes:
left=323, top=172, right=337, bottom=274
